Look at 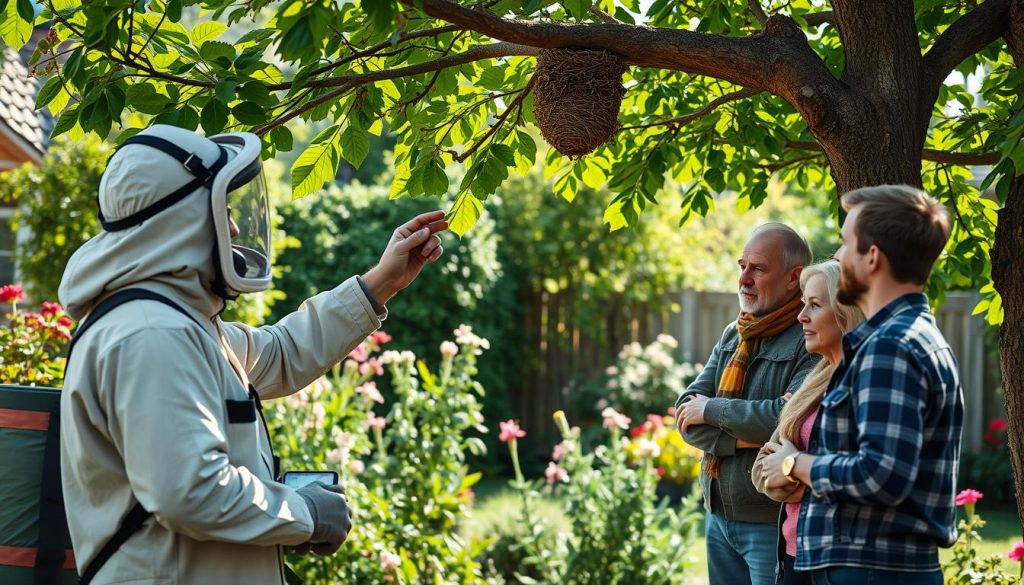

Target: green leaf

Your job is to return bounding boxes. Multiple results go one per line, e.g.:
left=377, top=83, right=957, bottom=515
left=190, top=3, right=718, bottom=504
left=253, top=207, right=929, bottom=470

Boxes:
left=477, top=66, right=505, bottom=90
left=238, top=82, right=274, bottom=107
left=291, top=140, right=338, bottom=199
left=339, top=126, right=370, bottom=170
left=0, top=0, right=32, bottom=48
left=563, top=0, right=592, bottom=20
left=215, top=80, right=238, bottom=104
left=15, top=0, right=31, bottom=22
left=423, top=159, right=449, bottom=196
left=447, top=191, right=483, bottom=236
left=190, top=21, right=228, bottom=45
left=270, top=126, right=294, bottom=152
left=201, top=99, right=229, bottom=135
left=232, top=101, right=267, bottom=125
left=34, top=76, right=62, bottom=111
left=200, top=40, right=235, bottom=64
left=236, top=28, right=276, bottom=45
left=50, top=105, right=79, bottom=138
left=125, top=83, right=170, bottom=115
left=361, top=0, right=395, bottom=33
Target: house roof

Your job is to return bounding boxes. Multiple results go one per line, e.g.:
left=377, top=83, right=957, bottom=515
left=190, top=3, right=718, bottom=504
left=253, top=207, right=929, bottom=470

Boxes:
left=0, top=46, right=45, bottom=165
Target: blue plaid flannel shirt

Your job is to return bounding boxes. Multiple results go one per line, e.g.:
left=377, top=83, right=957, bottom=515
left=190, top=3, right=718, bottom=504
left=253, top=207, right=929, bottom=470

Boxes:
left=795, top=293, right=964, bottom=572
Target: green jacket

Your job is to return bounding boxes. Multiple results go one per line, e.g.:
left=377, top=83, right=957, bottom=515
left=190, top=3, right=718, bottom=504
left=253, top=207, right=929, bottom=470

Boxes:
left=676, top=319, right=819, bottom=523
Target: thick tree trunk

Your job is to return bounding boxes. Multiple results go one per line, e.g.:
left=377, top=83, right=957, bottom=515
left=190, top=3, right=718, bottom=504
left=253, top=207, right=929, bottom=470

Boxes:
left=993, top=0, right=1024, bottom=532
left=992, top=178, right=1024, bottom=532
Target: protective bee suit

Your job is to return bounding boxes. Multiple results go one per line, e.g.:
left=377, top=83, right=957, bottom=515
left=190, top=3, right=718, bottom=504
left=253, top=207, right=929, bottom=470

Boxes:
left=58, top=125, right=382, bottom=584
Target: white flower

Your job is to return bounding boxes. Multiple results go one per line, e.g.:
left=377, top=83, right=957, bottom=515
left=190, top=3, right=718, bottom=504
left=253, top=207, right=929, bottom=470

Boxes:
left=635, top=438, right=661, bottom=458
left=440, top=341, right=458, bottom=359
left=656, top=334, right=679, bottom=349
left=356, top=381, right=385, bottom=404
left=379, top=350, right=402, bottom=365
left=399, top=351, right=416, bottom=365
left=348, top=459, right=365, bottom=475
left=380, top=550, right=401, bottom=572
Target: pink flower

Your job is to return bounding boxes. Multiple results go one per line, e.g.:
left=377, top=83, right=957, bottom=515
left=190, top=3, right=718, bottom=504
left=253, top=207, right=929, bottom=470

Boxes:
left=349, top=343, right=368, bottom=363
left=40, top=301, right=62, bottom=318
left=991, top=418, right=1008, bottom=432
left=363, top=412, right=386, bottom=431
left=348, top=459, right=365, bottom=475
left=646, top=414, right=666, bottom=429
left=552, top=441, right=570, bottom=462
left=380, top=550, right=401, bottom=572
left=371, top=331, right=392, bottom=346
left=601, top=407, right=631, bottom=430
left=545, top=461, right=568, bottom=484
left=356, top=381, right=384, bottom=404
left=359, top=358, right=383, bottom=376
left=57, top=316, right=73, bottom=328
left=955, top=489, right=984, bottom=506
left=498, top=419, right=526, bottom=443
left=1007, top=541, right=1024, bottom=562
left=0, top=284, right=25, bottom=304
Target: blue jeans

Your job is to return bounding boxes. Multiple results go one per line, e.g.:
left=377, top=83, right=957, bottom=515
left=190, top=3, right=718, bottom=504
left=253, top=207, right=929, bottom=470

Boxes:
left=809, top=567, right=943, bottom=585
left=705, top=512, right=778, bottom=585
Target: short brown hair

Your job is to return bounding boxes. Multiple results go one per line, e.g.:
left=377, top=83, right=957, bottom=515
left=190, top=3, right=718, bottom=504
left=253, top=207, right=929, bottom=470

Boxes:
left=840, top=185, right=951, bottom=284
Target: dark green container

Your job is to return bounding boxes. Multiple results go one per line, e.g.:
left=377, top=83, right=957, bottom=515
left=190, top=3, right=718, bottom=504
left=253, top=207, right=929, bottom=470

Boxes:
left=0, top=385, right=77, bottom=584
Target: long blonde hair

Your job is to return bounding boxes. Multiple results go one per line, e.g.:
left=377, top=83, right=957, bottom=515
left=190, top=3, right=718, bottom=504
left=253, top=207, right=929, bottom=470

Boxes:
left=777, top=261, right=865, bottom=444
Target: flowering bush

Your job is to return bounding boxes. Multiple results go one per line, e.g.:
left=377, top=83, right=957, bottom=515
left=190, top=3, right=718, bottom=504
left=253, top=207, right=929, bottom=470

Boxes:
left=942, top=489, right=1020, bottom=584
left=266, top=326, right=490, bottom=584
left=0, top=285, right=74, bottom=386
left=625, top=411, right=703, bottom=486
left=959, top=418, right=1016, bottom=509
left=485, top=408, right=701, bottom=584
left=575, top=335, right=700, bottom=424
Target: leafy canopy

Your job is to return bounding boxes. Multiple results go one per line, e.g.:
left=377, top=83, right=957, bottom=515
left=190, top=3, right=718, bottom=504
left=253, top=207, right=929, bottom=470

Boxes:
left=2, top=0, right=1021, bottom=322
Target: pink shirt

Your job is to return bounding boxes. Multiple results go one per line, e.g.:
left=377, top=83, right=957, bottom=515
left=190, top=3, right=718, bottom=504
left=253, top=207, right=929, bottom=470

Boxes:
left=782, top=410, right=817, bottom=557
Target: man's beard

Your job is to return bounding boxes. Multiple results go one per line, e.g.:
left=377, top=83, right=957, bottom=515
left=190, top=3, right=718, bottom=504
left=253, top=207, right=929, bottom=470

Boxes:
left=837, top=262, right=867, bottom=306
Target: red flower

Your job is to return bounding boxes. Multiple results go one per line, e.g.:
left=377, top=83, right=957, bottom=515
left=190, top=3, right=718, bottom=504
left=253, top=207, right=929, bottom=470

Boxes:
left=498, top=419, right=526, bottom=442
left=955, top=489, right=984, bottom=506
left=654, top=467, right=665, bottom=477
left=991, top=418, right=1008, bottom=432
left=55, top=326, right=72, bottom=341
left=22, top=312, right=43, bottom=330
left=984, top=432, right=996, bottom=444
left=0, top=284, right=25, bottom=304
left=1008, top=541, right=1024, bottom=562
left=371, top=331, right=392, bottom=345
left=41, top=301, right=63, bottom=318
left=58, top=317, right=73, bottom=328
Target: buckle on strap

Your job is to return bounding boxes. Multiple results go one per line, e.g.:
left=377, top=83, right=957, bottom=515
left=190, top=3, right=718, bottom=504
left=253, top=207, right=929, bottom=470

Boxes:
left=182, top=153, right=211, bottom=182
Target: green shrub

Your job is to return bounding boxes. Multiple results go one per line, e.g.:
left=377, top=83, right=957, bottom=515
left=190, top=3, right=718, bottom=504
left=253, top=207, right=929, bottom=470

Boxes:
left=0, top=285, right=72, bottom=386
left=959, top=418, right=1016, bottom=510
left=266, top=326, right=490, bottom=584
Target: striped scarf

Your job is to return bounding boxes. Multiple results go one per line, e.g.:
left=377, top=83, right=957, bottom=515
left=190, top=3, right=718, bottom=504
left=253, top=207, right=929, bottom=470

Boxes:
left=703, top=294, right=804, bottom=479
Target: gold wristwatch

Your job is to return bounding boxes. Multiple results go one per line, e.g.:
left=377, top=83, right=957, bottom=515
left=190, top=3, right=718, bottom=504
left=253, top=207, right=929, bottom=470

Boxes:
left=781, top=453, right=800, bottom=484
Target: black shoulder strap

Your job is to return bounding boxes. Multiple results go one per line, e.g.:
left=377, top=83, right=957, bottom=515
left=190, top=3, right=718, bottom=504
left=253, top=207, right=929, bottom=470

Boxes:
left=66, top=288, right=203, bottom=584
left=34, top=409, right=68, bottom=585
left=67, top=288, right=203, bottom=359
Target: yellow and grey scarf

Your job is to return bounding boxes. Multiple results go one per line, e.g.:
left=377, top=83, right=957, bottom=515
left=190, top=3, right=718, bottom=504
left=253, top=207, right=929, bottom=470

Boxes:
left=704, top=294, right=803, bottom=479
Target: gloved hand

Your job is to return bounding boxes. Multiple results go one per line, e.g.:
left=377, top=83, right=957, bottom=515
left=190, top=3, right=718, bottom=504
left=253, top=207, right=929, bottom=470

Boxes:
left=296, top=483, right=352, bottom=556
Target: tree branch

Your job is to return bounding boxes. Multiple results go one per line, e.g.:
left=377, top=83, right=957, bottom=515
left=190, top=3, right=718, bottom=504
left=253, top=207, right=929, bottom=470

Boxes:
left=921, top=0, right=1011, bottom=96
left=802, top=11, right=835, bottom=27
left=786, top=140, right=1000, bottom=166
left=398, top=0, right=834, bottom=94
left=447, top=76, right=535, bottom=163
left=620, top=87, right=762, bottom=130
left=266, top=42, right=538, bottom=91
left=748, top=0, right=769, bottom=26
left=589, top=6, right=621, bottom=24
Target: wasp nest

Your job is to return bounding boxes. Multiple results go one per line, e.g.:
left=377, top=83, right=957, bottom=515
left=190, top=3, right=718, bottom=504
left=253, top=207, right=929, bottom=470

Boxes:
left=532, top=49, right=627, bottom=158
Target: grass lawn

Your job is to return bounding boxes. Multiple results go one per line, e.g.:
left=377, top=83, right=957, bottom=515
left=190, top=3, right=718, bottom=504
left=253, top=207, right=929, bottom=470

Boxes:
left=467, top=478, right=1022, bottom=583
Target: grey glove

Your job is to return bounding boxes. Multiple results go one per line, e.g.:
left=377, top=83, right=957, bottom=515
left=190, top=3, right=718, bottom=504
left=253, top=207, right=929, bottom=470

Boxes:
left=296, top=482, right=352, bottom=555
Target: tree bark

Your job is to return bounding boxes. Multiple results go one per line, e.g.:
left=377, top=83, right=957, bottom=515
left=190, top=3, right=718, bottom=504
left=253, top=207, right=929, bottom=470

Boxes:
left=992, top=0, right=1024, bottom=532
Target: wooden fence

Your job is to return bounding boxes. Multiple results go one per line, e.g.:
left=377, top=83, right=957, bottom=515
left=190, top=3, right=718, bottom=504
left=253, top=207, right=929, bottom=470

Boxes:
left=508, top=289, right=999, bottom=452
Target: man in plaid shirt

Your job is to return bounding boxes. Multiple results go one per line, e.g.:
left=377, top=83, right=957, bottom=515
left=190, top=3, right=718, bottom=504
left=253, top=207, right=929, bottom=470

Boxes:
left=759, top=185, right=962, bottom=585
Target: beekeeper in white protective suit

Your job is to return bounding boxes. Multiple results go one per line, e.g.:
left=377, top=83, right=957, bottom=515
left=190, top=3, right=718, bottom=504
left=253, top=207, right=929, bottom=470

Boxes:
left=58, top=124, right=447, bottom=585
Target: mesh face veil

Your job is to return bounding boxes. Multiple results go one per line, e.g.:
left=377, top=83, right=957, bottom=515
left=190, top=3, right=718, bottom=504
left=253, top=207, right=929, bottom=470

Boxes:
left=209, top=133, right=272, bottom=294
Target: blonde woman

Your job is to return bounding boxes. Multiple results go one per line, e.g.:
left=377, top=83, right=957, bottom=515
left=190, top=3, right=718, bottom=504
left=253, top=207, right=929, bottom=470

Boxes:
left=751, top=261, right=864, bottom=585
